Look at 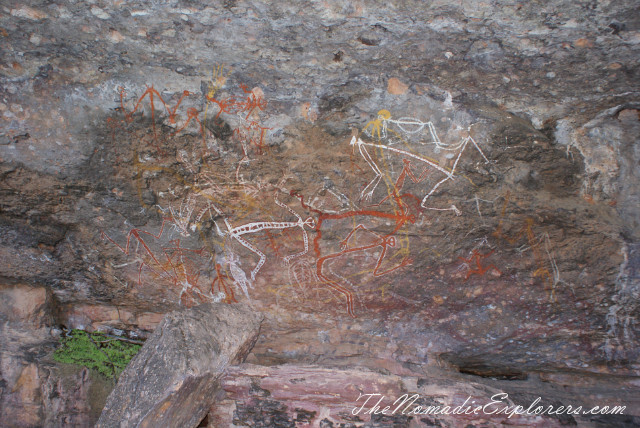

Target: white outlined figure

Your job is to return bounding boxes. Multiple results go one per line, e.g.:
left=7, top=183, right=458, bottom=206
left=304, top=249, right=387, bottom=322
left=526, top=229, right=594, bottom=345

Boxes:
left=363, top=110, right=490, bottom=156
left=364, top=109, right=441, bottom=147
left=394, top=117, right=437, bottom=137
left=212, top=193, right=316, bottom=284
left=350, top=133, right=488, bottom=211
left=226, top=251, right=253, bottom=299
left=157, top=195, right=197, bottom=238
left=526, top=231, right=562, bottom=303
left=541, top=232, right=562, bottom=302
left=287, top=258, right=319, bottom=298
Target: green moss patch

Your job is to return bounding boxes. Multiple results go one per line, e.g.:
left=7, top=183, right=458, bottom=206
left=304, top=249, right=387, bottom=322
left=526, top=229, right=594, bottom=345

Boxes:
left=53, top=329, right=142, bottom=380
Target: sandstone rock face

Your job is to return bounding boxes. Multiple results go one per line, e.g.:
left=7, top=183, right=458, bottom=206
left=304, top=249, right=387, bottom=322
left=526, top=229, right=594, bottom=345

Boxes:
left=0, top=284, right=112, bottom=426
left=0, top=285, right=52, bottom=426
left=211, top=364, right=640, bottom=427
left=0, top=0, right=639, bottom=425
left=96, top=303, right=262, bottom=428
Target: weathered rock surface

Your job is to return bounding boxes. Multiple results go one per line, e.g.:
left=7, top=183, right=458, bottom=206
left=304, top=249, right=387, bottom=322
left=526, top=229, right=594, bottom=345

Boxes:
left=210, top=364, right=640, bottom=427
left=0, top=284, right=52, bottom=426
left=0, top=0, right=639, bottom=425
left=0, top=283, right=112, bottom=427
left=96, top=303, right=263, bottom=428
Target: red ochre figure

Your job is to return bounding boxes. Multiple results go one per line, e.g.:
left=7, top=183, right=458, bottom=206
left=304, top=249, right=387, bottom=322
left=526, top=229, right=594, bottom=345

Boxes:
left=290, top=190, right=415, bottom=317
left=212, top=263, right=238, bottom=304
left=458, top=249, right=502, bottom=280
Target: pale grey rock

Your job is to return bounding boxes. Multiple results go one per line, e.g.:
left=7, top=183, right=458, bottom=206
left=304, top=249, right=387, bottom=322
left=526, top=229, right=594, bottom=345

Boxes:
left=96, top=303, right=263, bottom=428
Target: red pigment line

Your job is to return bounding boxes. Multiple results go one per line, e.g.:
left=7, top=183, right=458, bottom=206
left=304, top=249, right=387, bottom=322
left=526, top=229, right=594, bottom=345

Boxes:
left=458, top=249, right=501, bottom=280
left=101, top=218, right=175, bottom=286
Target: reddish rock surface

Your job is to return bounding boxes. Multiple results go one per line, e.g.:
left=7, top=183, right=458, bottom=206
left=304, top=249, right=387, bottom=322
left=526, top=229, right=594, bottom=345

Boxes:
left=209, top=364, right=638, bottom=427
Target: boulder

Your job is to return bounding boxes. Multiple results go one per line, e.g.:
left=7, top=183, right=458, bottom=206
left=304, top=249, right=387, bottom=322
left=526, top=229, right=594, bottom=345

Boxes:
left=96, top=303, right=263, bottom=428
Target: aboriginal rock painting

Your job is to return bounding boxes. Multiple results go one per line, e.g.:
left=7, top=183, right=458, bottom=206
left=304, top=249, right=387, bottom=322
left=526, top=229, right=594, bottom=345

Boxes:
left=98, top=69, right=566, bottom=317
